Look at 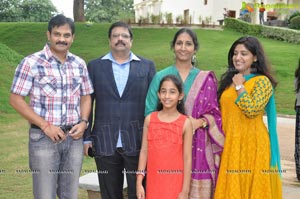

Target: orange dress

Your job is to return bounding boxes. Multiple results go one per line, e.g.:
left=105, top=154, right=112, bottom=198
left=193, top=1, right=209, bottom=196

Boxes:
left=146, top=112, right=187, bottom=199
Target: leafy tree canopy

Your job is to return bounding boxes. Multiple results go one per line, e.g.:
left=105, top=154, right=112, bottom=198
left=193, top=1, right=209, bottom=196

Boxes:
left=0, top=0, right=57, bottom=22
left=84, top=0, right=134, bottom=23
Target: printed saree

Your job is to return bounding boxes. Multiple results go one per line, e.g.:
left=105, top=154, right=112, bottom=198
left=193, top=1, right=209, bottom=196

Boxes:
left=185, top=71, right=225, bottom=199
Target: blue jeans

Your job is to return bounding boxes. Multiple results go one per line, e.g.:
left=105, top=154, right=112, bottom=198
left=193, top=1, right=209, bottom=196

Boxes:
left=29, top=128, right=83, bottom=199
left=259, top=12, right=264, bottom=24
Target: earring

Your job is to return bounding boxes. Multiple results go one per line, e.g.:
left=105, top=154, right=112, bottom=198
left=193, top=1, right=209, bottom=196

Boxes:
left=192, top=54, right=196, bottom=64
left=178, top=100, right=181, bottom=104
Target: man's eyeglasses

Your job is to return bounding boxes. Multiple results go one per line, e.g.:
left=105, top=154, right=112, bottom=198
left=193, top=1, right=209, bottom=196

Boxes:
left=111, top=33, right=131, bottom=39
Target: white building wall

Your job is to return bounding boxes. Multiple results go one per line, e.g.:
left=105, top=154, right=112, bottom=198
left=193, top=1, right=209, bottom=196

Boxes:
left=133, top=0, right=297, bottom=25
left=191, top=0, right=213, bottom=24
left=159, top=0, right=219, bottom=24
left=160, top=0, right=188, bottom=23
left=212, top=1, right=227, bottom=23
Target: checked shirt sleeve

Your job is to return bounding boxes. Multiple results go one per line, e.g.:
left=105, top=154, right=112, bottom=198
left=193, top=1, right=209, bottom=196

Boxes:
left=235, top=76, right=273, bottom=118
left=10, top=58, right=34, bottom=96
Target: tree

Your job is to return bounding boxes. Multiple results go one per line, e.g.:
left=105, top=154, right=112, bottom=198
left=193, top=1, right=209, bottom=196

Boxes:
left=84, top=0, right=134, bottom=23
left=21, top=0, right=57, bottom=22
left=0, top=0, right=57, bottom=22
left=73, top=0, right=85, bottom=22
left=0, top=0, right=22, bottom=21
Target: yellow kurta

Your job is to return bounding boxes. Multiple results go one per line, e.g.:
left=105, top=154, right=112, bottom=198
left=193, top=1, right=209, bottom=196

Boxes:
left=214, top=76, right=282, bottom=199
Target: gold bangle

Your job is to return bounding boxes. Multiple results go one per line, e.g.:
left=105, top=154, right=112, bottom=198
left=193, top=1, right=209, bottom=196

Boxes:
left=200, top=118, right=208, bottom=128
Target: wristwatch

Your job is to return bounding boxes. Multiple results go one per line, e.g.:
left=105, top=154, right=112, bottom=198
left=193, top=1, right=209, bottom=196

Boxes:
left=235, top=85, right=245, bottom=91
left=80, top=118, right=89, bottom=129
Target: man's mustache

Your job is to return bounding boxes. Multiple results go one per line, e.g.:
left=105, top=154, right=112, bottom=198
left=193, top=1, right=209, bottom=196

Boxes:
left=115, top=41, right=125, bottom=46
left=56, top=42, right=68, bottom=45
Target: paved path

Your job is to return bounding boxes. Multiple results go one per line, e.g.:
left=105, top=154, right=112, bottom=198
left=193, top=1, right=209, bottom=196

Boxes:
left=275, top=116, right=300, bottom=198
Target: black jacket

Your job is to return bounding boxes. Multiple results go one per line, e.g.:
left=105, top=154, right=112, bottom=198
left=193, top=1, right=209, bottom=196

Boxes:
left=84, top=56, right=156, bottom=156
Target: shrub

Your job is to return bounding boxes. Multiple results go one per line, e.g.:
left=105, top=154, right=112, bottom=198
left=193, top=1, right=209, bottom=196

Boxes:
left=290, top=16, right=300, bottom=30
left=224, top=17, right=261, bottom=35
left=288, top=11, right=300, bottom=24
left=176, top=15, right=183, bottom=24
left=150, top=14, right=162, bottom=24
left=224, top=17, right=300, bottom=44
left=198, top=15, right=202, bottom=24
left=165, top=13, right=173, bottom=24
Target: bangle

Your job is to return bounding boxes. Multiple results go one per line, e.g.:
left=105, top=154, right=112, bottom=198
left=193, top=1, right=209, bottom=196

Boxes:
left=136, top=173, right=145, bottom=178
left=41, top=122, right=51, bottom=132
left=136, top=171, right=146, bottom=177
left=200, top=118, right=208, bottom=129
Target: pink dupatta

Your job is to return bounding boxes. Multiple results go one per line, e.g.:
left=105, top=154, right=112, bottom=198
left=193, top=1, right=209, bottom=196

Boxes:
left=185, top=71, right=225, bottom=199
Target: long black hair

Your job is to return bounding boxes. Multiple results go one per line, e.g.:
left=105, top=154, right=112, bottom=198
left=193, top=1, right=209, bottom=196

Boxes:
left=157, top=75, right=185, bottom=114
left=217, top=36, right=277, bottom=101
left=295, top=58, right=300, bottom=93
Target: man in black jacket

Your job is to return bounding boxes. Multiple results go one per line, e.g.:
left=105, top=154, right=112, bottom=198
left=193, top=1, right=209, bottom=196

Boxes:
left=84, top=21, right=156, bottom=199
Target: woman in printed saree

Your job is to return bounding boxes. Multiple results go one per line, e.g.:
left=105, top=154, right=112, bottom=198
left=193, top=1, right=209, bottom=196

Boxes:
left=215, top=36, right=282, bottom=199
left=145, top=28, right=224, bottom=198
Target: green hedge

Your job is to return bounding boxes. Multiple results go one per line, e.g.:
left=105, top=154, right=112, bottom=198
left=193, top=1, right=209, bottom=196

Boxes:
left=224, top=17, right=300, bottom=44
left=290, top=16, right=300, bottom=30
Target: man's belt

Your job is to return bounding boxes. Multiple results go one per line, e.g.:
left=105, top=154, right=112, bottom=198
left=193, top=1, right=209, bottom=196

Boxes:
left=30, top=124, right=75, bottom=133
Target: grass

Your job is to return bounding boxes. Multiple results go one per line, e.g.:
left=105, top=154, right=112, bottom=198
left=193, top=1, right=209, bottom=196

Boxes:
left=1, top=23, right=299, bottom=115
left=0, top=118, right=96, bottom=199
left=0, top=22, right=299, bottom=198
left=0, top=43, right=23, bottom=123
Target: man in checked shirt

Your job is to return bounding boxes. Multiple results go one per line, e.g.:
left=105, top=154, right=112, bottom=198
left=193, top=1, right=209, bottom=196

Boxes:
left=9, top=14, right=94, bottom=199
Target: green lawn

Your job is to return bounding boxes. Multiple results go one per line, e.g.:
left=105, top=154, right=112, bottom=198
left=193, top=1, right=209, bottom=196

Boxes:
left=0, top=22, right=299, bottom=198
left=1, top=22, right=298, bottom=115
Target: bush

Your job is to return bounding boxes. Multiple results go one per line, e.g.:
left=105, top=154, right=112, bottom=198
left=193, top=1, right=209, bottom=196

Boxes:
left=224, top=17, right=300, bottom=44
left=224, top=17, right=262, bottom=35
left=290, top=16, right=300, bottom=30
left=150, top=14, right=161, bottom=24
left=166, top=13, right=173, bottom=24
left=176, top=15, right=183, bottom=24
left=261, top=26, right=300, bottom=43
left=288, top=11, right=300, bottom=24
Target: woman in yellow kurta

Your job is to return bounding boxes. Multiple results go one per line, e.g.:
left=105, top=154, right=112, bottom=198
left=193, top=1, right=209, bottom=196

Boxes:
left=215, top=36, right=282, bottom=199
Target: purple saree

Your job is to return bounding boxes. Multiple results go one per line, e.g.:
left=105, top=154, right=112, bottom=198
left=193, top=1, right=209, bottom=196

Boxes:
left=185, top=71, right=225, bottom=199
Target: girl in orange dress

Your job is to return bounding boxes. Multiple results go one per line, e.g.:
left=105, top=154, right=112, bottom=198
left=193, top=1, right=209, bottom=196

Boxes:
left=136, top=75, right=193, bottom=199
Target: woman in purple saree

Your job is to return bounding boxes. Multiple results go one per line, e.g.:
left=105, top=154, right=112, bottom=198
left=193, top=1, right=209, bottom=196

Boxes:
left=185, top=71, right=224, bottom=198
left=144, top=28, right=224, bottom=198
